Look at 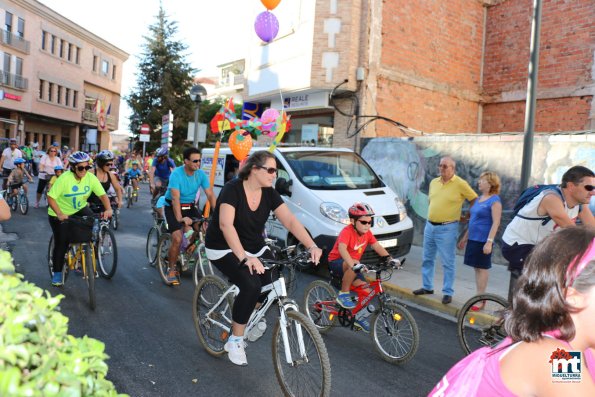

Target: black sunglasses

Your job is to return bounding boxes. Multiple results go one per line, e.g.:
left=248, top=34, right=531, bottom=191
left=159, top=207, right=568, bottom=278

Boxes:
left=75, top=165, right=92, bottom=171
left=190, top=159, right=201, bottom=163
left=585, top=184, right=594, bottom=192
left=357, top=219, right=373, bottom=226
left=258, top=166, right=277, bottom=174
left=104, top=162, right=114, bottom=167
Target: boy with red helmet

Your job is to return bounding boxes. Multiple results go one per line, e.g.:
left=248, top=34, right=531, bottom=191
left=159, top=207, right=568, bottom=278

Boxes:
left=327, top=202, right=394, bottom=329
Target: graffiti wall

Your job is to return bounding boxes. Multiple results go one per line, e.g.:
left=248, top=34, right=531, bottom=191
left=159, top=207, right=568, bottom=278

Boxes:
left=360, top=134, right=595, bottom=262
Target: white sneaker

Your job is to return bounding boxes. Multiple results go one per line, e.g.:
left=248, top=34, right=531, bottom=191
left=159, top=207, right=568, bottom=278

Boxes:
left=224, top=339, right=248, bottom=366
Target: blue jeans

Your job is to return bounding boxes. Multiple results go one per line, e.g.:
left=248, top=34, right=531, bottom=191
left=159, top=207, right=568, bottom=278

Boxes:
left=421, top=221, right=459, bottom=296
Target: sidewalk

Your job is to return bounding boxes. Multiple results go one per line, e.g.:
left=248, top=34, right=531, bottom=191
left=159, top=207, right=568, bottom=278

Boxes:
left=381, top=245, right=510, bottom=318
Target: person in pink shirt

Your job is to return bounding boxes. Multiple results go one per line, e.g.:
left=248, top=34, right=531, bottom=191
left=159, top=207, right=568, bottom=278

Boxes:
left=431, top=226, right=595, bottom=396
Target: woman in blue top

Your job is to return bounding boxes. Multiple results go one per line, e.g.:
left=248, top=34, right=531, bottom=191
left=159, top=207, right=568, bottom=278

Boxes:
left=458, top=171, right=502, bottom=310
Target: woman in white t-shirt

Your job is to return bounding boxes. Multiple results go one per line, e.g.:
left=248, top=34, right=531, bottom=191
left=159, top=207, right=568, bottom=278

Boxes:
left=35, top=145, right=62, bottom=208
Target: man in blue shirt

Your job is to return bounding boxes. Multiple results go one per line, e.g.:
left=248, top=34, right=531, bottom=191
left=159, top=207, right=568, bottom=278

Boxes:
left=163, top=147, right=216, bottom=285
left=149, top=147, right=176, bottom=200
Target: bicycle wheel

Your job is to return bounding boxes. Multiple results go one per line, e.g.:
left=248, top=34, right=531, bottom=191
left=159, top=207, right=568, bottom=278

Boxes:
left=457, top=293, right=508, bottom=355
left=126, top=187, right=132, bottom=208
left=272, top=310, right=332, bottom=397
left=302, top=280, right=338, bottom=334
left=19, top=192, right=28, bottom=215
left=10, top=195, right=17, bottom=211
left=83, top=245, right=96, bottom=310
left=47, top=235, right=54, bottom=277
left=192, top=275, right=233, bottom=356
left=156, top=233, right=173, bottom=284
left=96, top=227, right=118, bottom=279
left=370, top=301, right=419, bottom=365
left=146, top=226, right=160, bottom=266
left=112, top=209, right=119, bottom=230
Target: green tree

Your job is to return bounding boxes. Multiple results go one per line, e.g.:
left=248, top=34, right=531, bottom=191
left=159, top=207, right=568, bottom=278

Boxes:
left=125, top=5, right=195, bottom=152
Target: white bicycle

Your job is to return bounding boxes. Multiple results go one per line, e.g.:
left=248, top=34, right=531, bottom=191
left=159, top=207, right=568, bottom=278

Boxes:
left=192, top=247, right=331, bottom=397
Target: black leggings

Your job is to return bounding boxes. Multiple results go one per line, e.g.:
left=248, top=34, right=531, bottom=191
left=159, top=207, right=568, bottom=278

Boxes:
left=48, top=206, right=94, bottom=273
left=37, top=177, right=50, bottom=194
left=211, top=250, right=277, bottom=324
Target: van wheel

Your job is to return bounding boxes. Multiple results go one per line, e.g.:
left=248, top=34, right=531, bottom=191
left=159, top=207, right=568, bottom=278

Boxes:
left=288, top=236, right=313, bottom=272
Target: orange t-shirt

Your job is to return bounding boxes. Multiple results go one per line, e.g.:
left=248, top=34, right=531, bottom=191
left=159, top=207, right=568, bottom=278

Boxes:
left=327, top=226, right=377, bottom=262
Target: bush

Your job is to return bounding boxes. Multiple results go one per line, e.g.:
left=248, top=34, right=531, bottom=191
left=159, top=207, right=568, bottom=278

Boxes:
left=0, top=250, right=127, bottom=396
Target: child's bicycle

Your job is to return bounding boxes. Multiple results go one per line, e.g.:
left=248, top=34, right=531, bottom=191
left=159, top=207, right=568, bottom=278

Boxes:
left=192, top=247, right=331, bottom=397
left=302, top=256, right=419, bottom=365
left=47, top=216, right=99, bottom=310
left=156, top=217, right=215, bottom=286
left=4, top=183, right=30, bottom=215
left=456, top=293, right=508, bottom=355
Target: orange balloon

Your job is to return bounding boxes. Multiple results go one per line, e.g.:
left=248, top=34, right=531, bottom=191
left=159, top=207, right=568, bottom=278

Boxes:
left=261, top=0, right=281, bottom=10
left=229, top=130, right=253, bottom=161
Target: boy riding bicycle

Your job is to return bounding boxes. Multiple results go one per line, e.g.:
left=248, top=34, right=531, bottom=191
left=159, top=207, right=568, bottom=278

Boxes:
left=327, top=202, right=394, bottom=329
left=7, top=158, right=33, bottom=199
left=123, top=161, right=142, bottom=192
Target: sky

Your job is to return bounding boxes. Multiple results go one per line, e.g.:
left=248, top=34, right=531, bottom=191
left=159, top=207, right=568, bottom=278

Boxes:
left=38, top=0, right=261, bottom=133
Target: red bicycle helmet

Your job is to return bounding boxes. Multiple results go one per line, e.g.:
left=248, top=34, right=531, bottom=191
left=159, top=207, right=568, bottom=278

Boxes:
left=348, top=202, right=375, bottom=218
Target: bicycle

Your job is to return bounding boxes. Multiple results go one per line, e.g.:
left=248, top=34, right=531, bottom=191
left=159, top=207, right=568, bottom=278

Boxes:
left=124, top=183, right=134, bottom=208
left=5, top=184, right=30, bottom=215
left=156, top=217, right=215, bottom=286
left=302, top=257, right=419, bottom=365
left=90, top=208, right=118, bottom=279
left=47, top=216, right=98, bottom=310
left=192, top=248, right=331, bottom=397
left=109, top=197, right=120, bottom=230
left=457, top=293, right=508, bottom=355
left=146, top=210, right=168, bottom=266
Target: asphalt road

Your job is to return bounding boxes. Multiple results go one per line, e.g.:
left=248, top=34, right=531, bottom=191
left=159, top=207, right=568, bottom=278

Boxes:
left=5, top=182, right=465, bottom=396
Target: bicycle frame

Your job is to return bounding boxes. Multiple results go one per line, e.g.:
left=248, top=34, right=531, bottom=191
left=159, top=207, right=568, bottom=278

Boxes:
left=203, top=272, right=307, bottom=365
left=66, top=242, right=96, bottom=279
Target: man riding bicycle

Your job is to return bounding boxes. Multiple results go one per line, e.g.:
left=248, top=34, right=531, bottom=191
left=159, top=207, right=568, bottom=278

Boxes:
left=47, top=151, right=113, bottom=286
left=163, top=147, right=216, bottom=286
left=149, top=147, right=176, bottom=200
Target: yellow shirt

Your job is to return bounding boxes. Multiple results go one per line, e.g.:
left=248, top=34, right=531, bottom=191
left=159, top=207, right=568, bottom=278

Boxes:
left=48, top=171, right=106, bottom=216
left=427, top=175, right=477, bottom=223
left=48, top=175, right=57, bottom=187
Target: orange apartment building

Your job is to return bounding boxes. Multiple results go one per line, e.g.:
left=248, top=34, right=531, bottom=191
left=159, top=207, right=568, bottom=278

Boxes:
left=241, top=0, right=594, bottom=149
left=0, top=0, right=128, bottom=151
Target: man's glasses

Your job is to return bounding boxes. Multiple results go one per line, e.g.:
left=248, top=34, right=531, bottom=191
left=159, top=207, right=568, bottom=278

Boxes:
left=438, top=164, right=450, bottom=169
left=258, top=166, right=277, bottom=174
left=190, top=159, right=201, bottom=163
left=75, top=165, right=92, bottom=172
left=584, top=184, right=594, bottom=192
left=357, top=219, right=373, bottom=226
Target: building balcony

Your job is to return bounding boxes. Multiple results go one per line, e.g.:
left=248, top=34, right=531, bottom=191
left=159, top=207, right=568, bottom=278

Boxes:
left=82, top=109, right=116, bottom=130
left=1, top=30, right=30, bottom=54
left=0, top=70, right=28, bottom=90
left=216, top=74, right=244, bottom=88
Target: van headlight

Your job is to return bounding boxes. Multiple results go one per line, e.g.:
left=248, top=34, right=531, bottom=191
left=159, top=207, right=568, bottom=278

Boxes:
left=320, top=202, right=350, bottom=225
left=395, top=197, right=407, bottom=221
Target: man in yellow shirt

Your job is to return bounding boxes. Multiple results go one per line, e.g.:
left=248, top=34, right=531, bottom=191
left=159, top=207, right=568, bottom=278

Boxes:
left=413, top=156, right=477, bottom=304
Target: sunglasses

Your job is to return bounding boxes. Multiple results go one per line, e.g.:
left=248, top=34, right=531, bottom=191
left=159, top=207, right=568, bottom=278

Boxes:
left=585, top=185, right=594, bottom=192
left=258, top=166, right=277, bottom=174
left=190, top=159, right=201, bottom=163
left=49, top=150, right=57, bottom=153
left=75, top=165, right=92, bottom=171
left=357, top=219, right=373, bottom=226
left=104, top=162, right=114, bottom=167
left=438, top=164, right=450, bottom=169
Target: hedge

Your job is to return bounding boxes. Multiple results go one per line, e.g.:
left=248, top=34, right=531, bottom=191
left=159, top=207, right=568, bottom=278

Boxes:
left=0, top=250, right=127, bottom=396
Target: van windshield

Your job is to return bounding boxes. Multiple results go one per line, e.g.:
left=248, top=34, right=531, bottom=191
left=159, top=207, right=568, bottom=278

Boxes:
left=281, top=151, right=384, bottom=190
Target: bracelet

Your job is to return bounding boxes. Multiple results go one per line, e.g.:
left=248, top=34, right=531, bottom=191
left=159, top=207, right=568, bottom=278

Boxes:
left=239, top=257, right=248, bottom=266
left=486, top=238, right=494, bottom=243
left=307, top=244, right=318, bottom=252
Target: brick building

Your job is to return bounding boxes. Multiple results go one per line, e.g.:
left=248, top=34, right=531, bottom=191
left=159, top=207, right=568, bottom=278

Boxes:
left=0, top=0, right=128, bottom=151
left=241, top=0, right=593, bottom=149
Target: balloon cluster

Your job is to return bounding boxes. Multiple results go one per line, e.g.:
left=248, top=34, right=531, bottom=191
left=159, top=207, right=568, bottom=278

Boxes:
left=255, top=0, right=281, bottom=43
left=210, top=98, right=291, bottom=161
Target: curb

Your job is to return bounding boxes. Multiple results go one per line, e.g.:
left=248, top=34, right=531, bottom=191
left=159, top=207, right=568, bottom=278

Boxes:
left=379, top=280, right=461, bottom=318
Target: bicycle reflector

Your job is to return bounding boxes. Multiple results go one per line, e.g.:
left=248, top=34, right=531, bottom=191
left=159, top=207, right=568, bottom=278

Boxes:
left=221, top=331, right=229, bottom=341
left=329, top=314, right=334, bottom=321
left=393, top=313, right=402, bottom=321
left=469, top=317, right=476, bottom=325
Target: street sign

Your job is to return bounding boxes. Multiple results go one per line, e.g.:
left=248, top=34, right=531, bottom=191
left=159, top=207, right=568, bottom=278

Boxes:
left=161, top=111, right=173, bottom=149
left=140, top=124, right=150, bottom=134
left=139, top=134, right=150, bottom=142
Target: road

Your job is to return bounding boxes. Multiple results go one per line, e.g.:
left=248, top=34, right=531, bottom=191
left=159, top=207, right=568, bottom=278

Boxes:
left=5, top=183, right=465, bottom=396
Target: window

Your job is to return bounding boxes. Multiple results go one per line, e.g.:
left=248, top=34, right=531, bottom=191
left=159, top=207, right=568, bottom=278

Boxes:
left=5, top=12, right=12, bottom=32
left=59, top=40, right=64, bottom=58
left=16, top=18, right=24, bottom=38
left=57, top=85, right=62, bottom=104
left=50, top=35, right=55, bottom=54
left=39, top=79, right=44, bottom=99
left=92, top=55, right=97, bottom=71
left=101, top=59, right=109, bottom=75
left=72, top=90, right=78, bottom=108
left=15, top=57, right=22, bottom=75
left=41, top=31, right=46, bottom=50
left=3, top=52, right=11, bottom=73
left=67, top=43, right=72, bottom=61
left=75, top=47, right=80, bottom=64
left=65, top=88, right=70, bottom=106
left=112, top=64, right=116, bottom=79
left=48, top=83, right=53, bottom=102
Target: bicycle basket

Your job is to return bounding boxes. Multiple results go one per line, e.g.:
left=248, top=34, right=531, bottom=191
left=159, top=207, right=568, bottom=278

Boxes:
left=68, top=217, right=94, bottom=243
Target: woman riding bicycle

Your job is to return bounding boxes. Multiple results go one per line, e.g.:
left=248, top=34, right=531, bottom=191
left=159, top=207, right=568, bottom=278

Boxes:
left=89, top=150, right=123, bottom=211
left=205, top=150, right=323, bottom=366
left=47, top=151, right=113, bottom=286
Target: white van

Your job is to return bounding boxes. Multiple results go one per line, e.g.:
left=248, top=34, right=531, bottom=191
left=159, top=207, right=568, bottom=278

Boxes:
left=201, top=147, right=413, bottom=264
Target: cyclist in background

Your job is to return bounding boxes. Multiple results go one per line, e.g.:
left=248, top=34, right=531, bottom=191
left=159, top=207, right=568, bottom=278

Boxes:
left=47, top=165, right=64, bottom=192
left=89, top=150, right=123, bottom=212
left=124, top=161, right=142, bottom=194
left=21, top=143, right=34, bottom=174
left=47, top=151, right=112, bottom=286
left=7, top=158, right=33, bottom=201
left=0, top=138, right=23, bottom=190
left=149, top=147, right=175, bottom=200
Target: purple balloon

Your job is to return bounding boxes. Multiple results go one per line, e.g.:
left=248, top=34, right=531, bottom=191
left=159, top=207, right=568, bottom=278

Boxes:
left=254, top=11, right=279, bottom=43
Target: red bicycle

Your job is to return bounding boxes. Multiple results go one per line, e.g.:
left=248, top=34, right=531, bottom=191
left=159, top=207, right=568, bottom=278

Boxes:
left=302, top=257, right=419, bottom=365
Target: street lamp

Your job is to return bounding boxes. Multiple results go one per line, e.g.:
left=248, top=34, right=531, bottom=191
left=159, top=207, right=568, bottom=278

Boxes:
left=190, top=84, right=208, bottom=148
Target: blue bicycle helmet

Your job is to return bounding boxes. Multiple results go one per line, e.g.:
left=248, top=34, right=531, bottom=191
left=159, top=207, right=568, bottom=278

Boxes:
left=14, top=158, right=25, bottom=165
left=156, top=147, right=168, bottom=157
left=68, top=151, right=91, bottom=164
left=54, top=165, right=64, bottom=171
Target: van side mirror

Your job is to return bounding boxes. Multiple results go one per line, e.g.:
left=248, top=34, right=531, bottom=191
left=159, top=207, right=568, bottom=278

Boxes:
left=275, top=177, right=293, bottom=197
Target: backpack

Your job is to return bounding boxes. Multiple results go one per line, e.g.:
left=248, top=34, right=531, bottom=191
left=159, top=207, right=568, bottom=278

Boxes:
left=512, top=184, right=561, bottom=225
